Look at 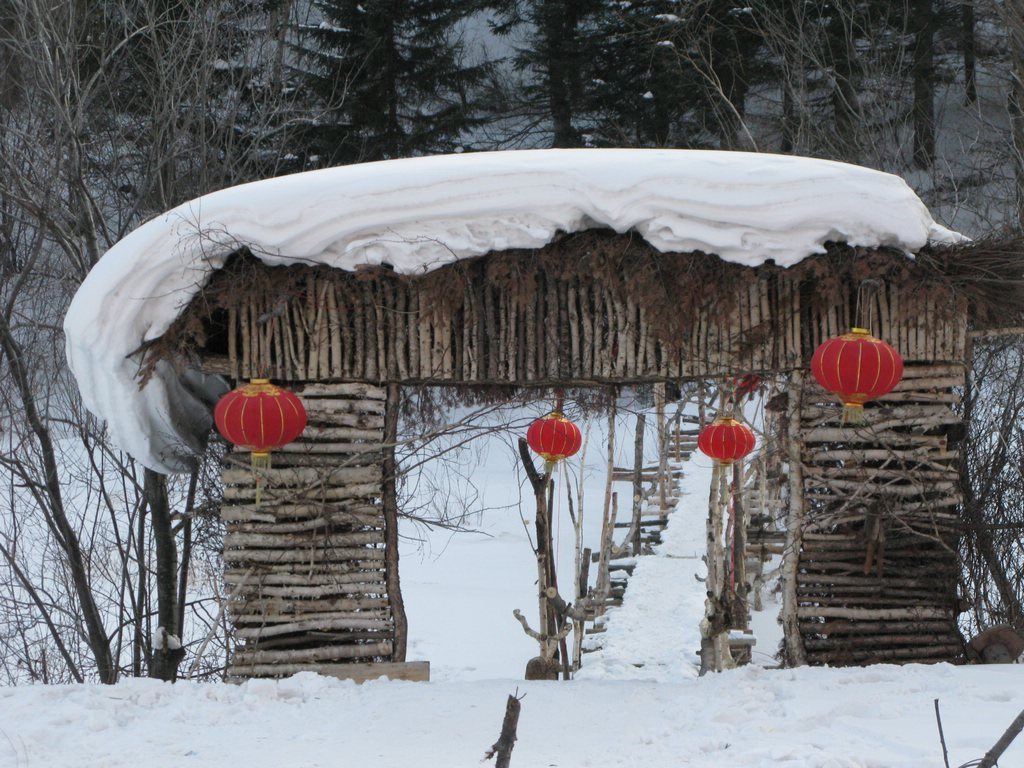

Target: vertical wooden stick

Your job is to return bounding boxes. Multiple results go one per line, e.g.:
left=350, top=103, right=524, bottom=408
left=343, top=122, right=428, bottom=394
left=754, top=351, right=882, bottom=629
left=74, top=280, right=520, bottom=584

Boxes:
left=781, top=371, right=808, bottom=666
left=655, top=383, right=668, bottom=515
left=383, top=383, right=408, bottom=661
left=484, top=694, right=523, bottom=768
left=631, top=413, right=646, bottom=556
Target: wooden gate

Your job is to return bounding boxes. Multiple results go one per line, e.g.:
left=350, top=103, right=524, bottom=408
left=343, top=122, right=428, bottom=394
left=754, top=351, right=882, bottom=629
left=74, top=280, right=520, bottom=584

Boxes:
left=175, top=236, right=969, bottom=677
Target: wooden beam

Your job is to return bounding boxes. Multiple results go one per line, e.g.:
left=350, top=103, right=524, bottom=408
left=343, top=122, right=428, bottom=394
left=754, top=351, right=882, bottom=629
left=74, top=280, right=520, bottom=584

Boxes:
left=228, top=661, right=430, bottom=683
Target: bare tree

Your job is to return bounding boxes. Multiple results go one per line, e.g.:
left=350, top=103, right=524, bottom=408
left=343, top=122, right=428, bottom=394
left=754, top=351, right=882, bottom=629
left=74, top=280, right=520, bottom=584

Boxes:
left=960, top=336, right=1024, bottom=635
left=0, top=0, right=307, bottom=684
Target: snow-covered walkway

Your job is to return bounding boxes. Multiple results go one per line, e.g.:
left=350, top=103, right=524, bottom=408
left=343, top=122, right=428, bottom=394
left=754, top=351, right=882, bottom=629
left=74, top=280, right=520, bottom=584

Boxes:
left=576, top=456, right=713, bottom=680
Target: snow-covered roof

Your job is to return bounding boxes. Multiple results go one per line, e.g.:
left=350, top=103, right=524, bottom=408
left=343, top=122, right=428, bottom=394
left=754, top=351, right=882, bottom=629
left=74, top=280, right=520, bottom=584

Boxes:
left=64, top=149, right=961, bottom=473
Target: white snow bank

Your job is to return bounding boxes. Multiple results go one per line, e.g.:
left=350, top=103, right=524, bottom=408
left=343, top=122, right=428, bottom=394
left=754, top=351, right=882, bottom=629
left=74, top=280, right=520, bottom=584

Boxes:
left=1, top=666, right=1019, bottom=767
left=64, top=149, right=961, bottom=472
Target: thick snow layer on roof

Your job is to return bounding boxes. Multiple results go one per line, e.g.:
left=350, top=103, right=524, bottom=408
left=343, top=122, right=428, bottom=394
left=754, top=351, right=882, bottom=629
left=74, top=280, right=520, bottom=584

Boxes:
left=64, top=149, right=961, bottom=473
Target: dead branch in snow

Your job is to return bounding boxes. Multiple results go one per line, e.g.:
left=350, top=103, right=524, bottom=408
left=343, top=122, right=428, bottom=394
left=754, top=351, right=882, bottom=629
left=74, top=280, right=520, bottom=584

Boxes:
left=484, top=692, right=524, bottom=768
left=977, top=708, right=1024, bottom=768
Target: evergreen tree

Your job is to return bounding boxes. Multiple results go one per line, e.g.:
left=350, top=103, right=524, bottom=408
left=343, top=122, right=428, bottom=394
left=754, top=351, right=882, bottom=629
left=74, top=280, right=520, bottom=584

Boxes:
left=489, top=0, right=603, bottom=147
left=586, top=2, right=768, bottom=149
left=300, top=0, right=489, bottom=164
left=586, top=3, right=691, bottom=147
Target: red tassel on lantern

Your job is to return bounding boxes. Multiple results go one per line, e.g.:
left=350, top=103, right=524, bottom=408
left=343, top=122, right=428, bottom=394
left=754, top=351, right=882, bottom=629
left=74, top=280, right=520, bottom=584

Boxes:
left=698, top=417, right=756, bottom=466
left=214, top=379, right=307, bottom=503
left=810, top=327, right=903, bottom=423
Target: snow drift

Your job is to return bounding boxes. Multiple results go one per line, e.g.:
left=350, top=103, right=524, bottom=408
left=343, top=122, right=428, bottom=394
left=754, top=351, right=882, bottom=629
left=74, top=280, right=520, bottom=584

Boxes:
left=2, top=666, right=1020, bottom=767
left=63, top=149, right=961, bottom=472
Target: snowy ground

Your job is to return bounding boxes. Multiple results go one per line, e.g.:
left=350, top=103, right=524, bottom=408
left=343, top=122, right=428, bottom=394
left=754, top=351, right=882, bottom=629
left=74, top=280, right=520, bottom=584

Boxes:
left=1, top=398, right=1020, bottom=767
left=1, top=665, right=1020, bottom=767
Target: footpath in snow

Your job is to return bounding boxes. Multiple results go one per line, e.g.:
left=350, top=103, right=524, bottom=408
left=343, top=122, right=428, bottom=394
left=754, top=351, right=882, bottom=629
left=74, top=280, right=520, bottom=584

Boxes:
left=577, top=415, right=783, bottom=679
left=576, top=454, right=713, bottom=680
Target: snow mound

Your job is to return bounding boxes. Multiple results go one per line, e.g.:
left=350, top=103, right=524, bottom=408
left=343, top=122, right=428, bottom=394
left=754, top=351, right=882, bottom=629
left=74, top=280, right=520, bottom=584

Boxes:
left=64, top=149, right=961, bottom=472
left=1, top=666, right=1020, bottom=767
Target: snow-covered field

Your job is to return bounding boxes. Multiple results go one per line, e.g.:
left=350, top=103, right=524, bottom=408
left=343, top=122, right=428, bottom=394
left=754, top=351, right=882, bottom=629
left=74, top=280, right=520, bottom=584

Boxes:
left=1, top=665, right=1020, bottom=767
left=1, top=397, right=1020, bottom=767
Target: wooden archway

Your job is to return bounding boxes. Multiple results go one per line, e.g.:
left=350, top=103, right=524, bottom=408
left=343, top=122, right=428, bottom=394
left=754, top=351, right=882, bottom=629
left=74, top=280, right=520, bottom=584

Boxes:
left=177, top=234, right=967, bottom=678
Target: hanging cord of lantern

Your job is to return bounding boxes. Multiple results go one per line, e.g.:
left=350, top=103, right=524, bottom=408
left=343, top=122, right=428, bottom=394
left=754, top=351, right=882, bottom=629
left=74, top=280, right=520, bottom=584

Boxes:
left=855, top=278, right=883, bottom=335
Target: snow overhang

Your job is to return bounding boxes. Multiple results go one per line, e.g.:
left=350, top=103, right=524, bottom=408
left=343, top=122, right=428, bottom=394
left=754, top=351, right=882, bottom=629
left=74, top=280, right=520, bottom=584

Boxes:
left=63, top=148, right=962, bottom=473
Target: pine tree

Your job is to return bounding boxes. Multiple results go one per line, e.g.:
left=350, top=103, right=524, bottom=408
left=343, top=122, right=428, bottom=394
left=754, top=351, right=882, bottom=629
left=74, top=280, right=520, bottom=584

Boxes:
left=300, top=0, right=489, bottom=164
left=586, top=3, right=691, bottom=147
left=490, top=0, right=603, bottom=148
left=586, top=2, right=767, bottom=149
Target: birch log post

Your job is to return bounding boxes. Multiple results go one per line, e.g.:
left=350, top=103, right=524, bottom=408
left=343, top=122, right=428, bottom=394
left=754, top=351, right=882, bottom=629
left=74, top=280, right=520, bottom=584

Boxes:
left=655, top=384, right=669, bottom=516
left=631, top=413, right=646, bottom=556
left=570, top=428, right=589, bottom=670
left=700, top=463, right=735, bottom=674
left=382, top=383, right=408, bottom=661
left=731, top=461, right=749, bottom=634
left=781, top=372, right=809, bottom=666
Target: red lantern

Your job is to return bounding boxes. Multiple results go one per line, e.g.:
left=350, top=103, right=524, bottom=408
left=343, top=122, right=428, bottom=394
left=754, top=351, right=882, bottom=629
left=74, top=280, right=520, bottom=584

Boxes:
left=527, top=412, right=582, bottom=466
left=214, top=379, right=307, bottom=501
left=810, top=327, right=903, bottom=422
left=698, top=417, right=756, bottom=465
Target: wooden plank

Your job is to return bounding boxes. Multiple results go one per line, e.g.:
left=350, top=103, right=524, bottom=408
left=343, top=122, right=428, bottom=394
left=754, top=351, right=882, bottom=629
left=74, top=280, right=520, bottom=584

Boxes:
left=223, top=547, right=386, bottom=564
left=222, top=466, right=380, bottom=486
left=228, top=660, right=429, bottom=683
left=223, top=483, right=381, bottom=502
left=301, top=382, right=386, bottom=399
left=232, top=643, right=391, bottom=667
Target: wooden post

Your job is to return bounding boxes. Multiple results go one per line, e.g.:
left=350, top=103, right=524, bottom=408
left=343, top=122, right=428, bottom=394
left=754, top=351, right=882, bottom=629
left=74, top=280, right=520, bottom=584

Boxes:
left=484, top=694, right=523, bottom=768
left=573, top=546, right=591, bottom=670
left=700, top=462, right=721, bottom=674
left=731, top=461, right=748, bottom=633
left=383, top=383, right=408, bottom=662
left=701, top=461, right=735, bottom=674
left=516, top=438, right=560, bottom=679
left=752, top=450, right=769, bottom=611
left=601, top=396, right=617, bottom=543
left=631, top=413, right=646, bottom=556
left=655, top=383, right=669, bottom=516
left=781, top=372, right=808, bottom=666
left=544, top=477, right=571, bottom=679
left=594, top=492, right=618, bottom=619
left=570, top=431, right=589, bottom=671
